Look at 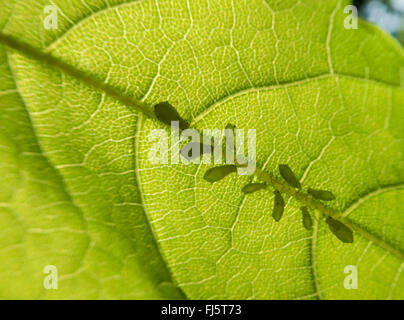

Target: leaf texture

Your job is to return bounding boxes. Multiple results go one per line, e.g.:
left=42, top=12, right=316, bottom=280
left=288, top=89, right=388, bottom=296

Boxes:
left=0, top=0, right=403, bottom=300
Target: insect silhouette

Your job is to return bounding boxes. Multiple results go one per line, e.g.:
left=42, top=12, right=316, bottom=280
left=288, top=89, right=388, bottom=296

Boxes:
left=300, top=206, right=313, bottom=231
left=242, top=183, right=267, bottom=194
left=203, top=165, right=237, bottom=183
left=279, top=164, right=301, bottom=188
left=272, top=191, right=285, bottom=222
left=154, top=101, right=189, bottom=130
left=308, top=188, right=336, bottom=201
left=154, top=102, right=356, bottom=244
left=326, top=217, right=354, bottom=243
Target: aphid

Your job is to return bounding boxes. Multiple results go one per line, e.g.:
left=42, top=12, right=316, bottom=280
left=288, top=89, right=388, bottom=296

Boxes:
left=326, top=217, right=354, bottom=243
left=300, top=207, right=313, bottom=230
left=203, top=165, right=237, bottom=183
left=241, top=183, right=267, bottom=194
left=154, top=101, right=189, bottom=130
left=307, top=188, right=336, bottom=201
left=279, top=164, right=301, bottom=188
left=224, top=123, right=236, bottom=154
left=181, top=142, right=212, bottom=160
left=272, top=190, right=285, bottom=222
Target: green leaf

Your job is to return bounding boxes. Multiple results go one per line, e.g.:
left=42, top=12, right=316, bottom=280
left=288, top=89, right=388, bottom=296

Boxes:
left=1, top=0, right=403, bottom=300
left=0, top=0, right=184, bottom=300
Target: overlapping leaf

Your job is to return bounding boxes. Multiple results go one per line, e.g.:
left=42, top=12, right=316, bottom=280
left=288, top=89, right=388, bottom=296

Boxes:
left=0, top=0, right=403, bottom=299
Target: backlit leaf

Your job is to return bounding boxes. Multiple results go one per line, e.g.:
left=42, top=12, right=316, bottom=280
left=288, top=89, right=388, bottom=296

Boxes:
left=0, top=0, right=403, bottom=300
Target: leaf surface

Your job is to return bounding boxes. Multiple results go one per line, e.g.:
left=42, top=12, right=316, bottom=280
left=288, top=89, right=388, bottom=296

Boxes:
left=0, top=0, right=403, bottom=299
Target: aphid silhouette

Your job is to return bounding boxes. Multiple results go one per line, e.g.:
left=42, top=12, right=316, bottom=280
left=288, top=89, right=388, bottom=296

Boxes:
left=326, top=217, right=353, bottom=243
left=224, top=123, right=236, bottom=156
left=242, top=183, right=267, bottom=194
left=308, top=188, right=336, bottom=201
left=279, top=164, right=301, bottom=188
left=181, top=142, right=212, bottom=160
left=154, top=101, right=189, bottom=130
left=203, top=165, right=237, bottom=183
left=300, top=207, right=313, bottom=230
left=198, top=128, right=351, bottom=243
left=272, top=191, right=285, bottom=222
